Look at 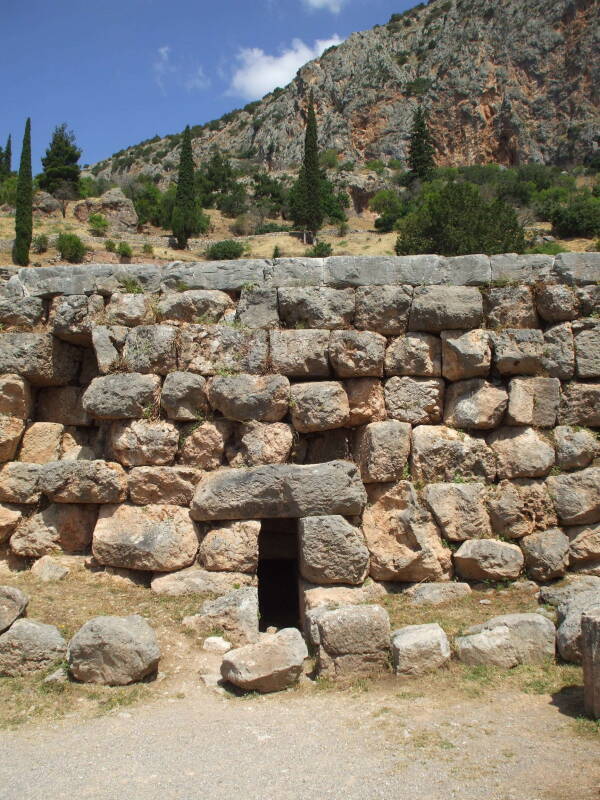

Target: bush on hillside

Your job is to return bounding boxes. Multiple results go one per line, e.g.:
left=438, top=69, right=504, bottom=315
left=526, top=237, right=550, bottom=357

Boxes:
left=57, top=233, right=86, bottom=263
left=105, top=239, right=116, bottom=252
left=206, top=240, right=245, bottom=260
left=32, top=234, right=49, bottom=254
left=306, top=241, right=333, bottom=257
left=117, top=241, right=133, bottom=261
left=88, top=213, right=108, bottom=236
left=549, top=192, right=600, bottom=238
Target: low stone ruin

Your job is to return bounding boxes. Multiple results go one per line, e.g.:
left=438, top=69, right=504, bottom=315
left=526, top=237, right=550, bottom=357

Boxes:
left=0, top=252, right=598, bottom=690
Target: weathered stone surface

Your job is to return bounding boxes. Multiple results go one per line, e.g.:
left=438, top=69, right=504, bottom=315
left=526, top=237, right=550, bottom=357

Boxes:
left=36, top=386, right=91, bottom=427
left=221, top=628, right=308, bottom=693
left=30, top=555, right=70, bottom=582
left=0, top=586, right=28, bottom=633
left=157, top=289, right=234, bottom=323
left=161, top=372, right=209, bottom=422
left=304, top=430, right=351, bottom=464
left=567, top=524, right=600, bottom=569
left=316, top=604, right=391, bottom=678
left=190, top=461, right=367, bottom=521
left=187, top=588, right=259, bottom=646
left=18, top=422, right=64, bottom=463
left=384, top=377, right=445, bottom=425
left=109, top=420, right=178, bottom=467
left=203, top=636, right=232, bottom=655
left=73, top=187, right=138, bottom=231
left=298, top=516, right=369, bottom=585
left=128, top=466, right=201, bottom=506
left=582, top=608, right=600, bottom=718
left=490, top=254, right=554, bottom=285
left=521, top=528, right=570, bottom=581
left=161, top=260, right=266, bottom=293
left=491, top=329, right=544, bottom=375
left=150, top=566, right=255, bottom=596
left=270, top=329, right=332, bottom=379
left=49, top=294, right=103, bottom=344
left=10, top=504, right=97, bottom=556
left=542, top=322, right=575, bottom=380
left=227, top=421, right=293, bottom=468
left=91, top=325, right=127, bottom=374
left=0, top=417, right=24, bottom=463
left=405, top=582, right=472, bottom=605
left=559, top=383, right=600, bottom=427
left=574, top=320, right=600, bottom=379
left=345, top=378, right=387, bottom=427
left=411, top=425, right=496, bottom=483
left=0, top=462, right=42, bottom=504
left=198, top=520, right=260, bottom=573
left=556, top=590, right=600, bottom=663
left=385, top=333, right=441, bottom=377
left=577, top=285, right=600, bottom=317
left=0, top=619, right=66, bottom=676
left=487, top=479, right=558, bottom=540
left=179, top=325, right=269, bottom=375
left=0, top=333, right=80, bottom=386
left=354, top=285, right=412, bottom=334
left=441, top=330, right=491, bottom=382
left=554, top=426, right=597, bottom=471
left=328, top=330, right=386, bottom=378
left=300, top=581, right=388, bottom=632
left=208, top=374, right=289, bottom=422
left=122, top=325, right=178, bottom=375
left=105, top=293, right=154, bottom=327
left=506, top=377, right=560, bottom=427
left=67, top=615, right=160, bottom=685
left=457, top=613, right=555, bottom=666
left=546, top=468, right=600, bottom=526
left=535, top=284, right=579, bottom=322
left=0, top=374, right=32, bottom=419
left=82, top=373, right=161, bottom=420
left=93, top=504, right=199, bottom=572
left=60, top=428, right=101, bottom=462
left=409, top=286, right=483, bottom=332
left=488, top=427, right=555, bottom=480
left=362, top=482, right=452, bottom=582
left=540, top=576, right=600, bottom=608
left=278, top=287, right=355, bottom=329
left=0, top=504, right=22, bottom=543
left=391, top=623, right=451, bottom=675
left=290, top=382, right=350, bottom=432
left=484, top=286, right=538, bottom=329
left=454, top=539, right=524, bottom=581
left=178, top=420, right=231, bottom=470
left=236, top=287, right=279, bottom=329
left=0, top=296, right=44, bottom=328
left=352, top=420, right=411, bottom=483
left=444, top=379, right=508, bottom=430
left=41, top=461, right=128, bottom=504
left=424, top=483, right=491, bottom=541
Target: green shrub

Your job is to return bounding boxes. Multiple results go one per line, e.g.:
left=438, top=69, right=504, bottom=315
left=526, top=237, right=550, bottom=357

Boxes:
left=370, top=189, right=408, bottom=232
left=550, top=193, right=600, bottom=238
left=57, top=233, right=86, bottom=263
left=395, top=182, right=525, bottom=256
left=32, top=234, right=49, bottom=254
left=319, top=149, right=339, bottom=170
left=142, top=243, right=154, bottom=255
left=272, top=245, right=282, bottom=258
left=525, top=241, right=567, bottom=256
left=306, top=241, right=333, bottom=257
left=88, top=212, right=108, bottom=236
left=255, top=222, right=291, bottom=234
left=206, top=240, right=245, bottom=260
left=117, top=241, right=133, bottom=261
left=338, top=161, right=355, bottom=172
left=405, top=78, right=432, bottom=96
left=366, top=159, right=386, bottom=175
left=105, top=239, right=116, bottom=252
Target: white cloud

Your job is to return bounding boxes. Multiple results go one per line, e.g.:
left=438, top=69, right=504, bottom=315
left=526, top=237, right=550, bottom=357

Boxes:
left=153, top=45, right=174, bottom=93
left=229, top=35, right=343, bottom=100
left=302, top=0, right=348, bottom=12
left=185, top=66, right=211, bottom=91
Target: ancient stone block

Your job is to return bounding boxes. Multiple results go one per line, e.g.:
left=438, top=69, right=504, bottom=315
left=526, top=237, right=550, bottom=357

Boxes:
left=18, top=422, right=64, bottom=463
left=298, top=516, right=369, bottom=585
left=221, top=628, right=307, bottom=693
left=441, top=330, right=491, bottom=381
left=304, top=430, right=351, bottom=464
left=385, top=333, right=441, bottom=377
left=128, top=466, right=201, bottom=506
left=542, top=322, right=575, bottom=380
left=179, top=325, right=269, bottom=375
left=290, top=382, right=350, bottom=432
left=444, top=379, right=508, bottom=430
left=328, top=330, right=386, bottom=378
left=0, top=620, right=66, bottom=677
left=0, top=333, right=80, bottom=386
left=456, top=613, right=555, bottom=667
left=36, top=386, right=91, bottom=427
left=521, top=528, right=570, bottom=582
left=269, top=329, right=330, bottom=377
left=178, top=420, right=231, bottom=470
left=484, top=286, right=538, bottom=329
left=488, top=427, right=555, bottom=480
left=384, top=376, right=445, bottom=425
left=190, top=461, right=367, bottom=521
left=150, top=566, right=255, bottom=596
left=491, top=329, right=545, bottom=375
left=546, top=468, right=600, bottom=526
left=208, top=374, right=289, bottom=422
left=352, top=420, right=411, bottom=483
left=278, top=287, right=355, bottom=329
left=40, top=460, right=128, bottom=504
left=411, top=425, right=496, bottom=484
left=554, top=426, right=597, bottom=470
left=236, top=287, right=279, bottom=329
left=424, top=483, right=491, bottom=541
left=354, top=285, right=412, bottom=334
left=0, top=504, right=23, bottom=543
left=186, top=588, right=259, bottom=646
left=227, top=422, right=293, bottom=468
left=582, top=608, right=600, bottom=718
left=487, top=479, right=558, bottom=539
left=574, top=319, right=600, bottom=378
left=49, top=294, right=103, bottom=344
left=122, top=325, right=178, bottom=375
left=0, top=417, right=24, bottom=463
left=559, top=383, right=600, bottom=427
left=10, top=504, right=97, bottom=557
left=109, top=420, right=179, bottom=467
left=0, top=374, right=33, bottom=419
left=316, top=604, right=391, bottom=678
left=567, top=524, right=600, bottom=569
left=105, top=293, right=154, bottom=327
left=409, top=286, right=484, bottom=331
left=345, top=378, right=386, bottom=427
left=535, top=284, right=579, bottom=322
left=453, top=539, right=524, bottom=581
left=199, top=520, right=260, bottom=574
left=0, top=586, right=28, bottom=633
left=156, top=289, right=233, bottom=323
left=161, top=372, right=209, bottom=422
left=506, top=377, right=560, bottom=427
left=0, top=296, right=44, bottom=328
left=82, top=373, right=161, bottom=420
left=91, top=325, right=127, bottom=374
left=391, top=623, right=451, bottom=676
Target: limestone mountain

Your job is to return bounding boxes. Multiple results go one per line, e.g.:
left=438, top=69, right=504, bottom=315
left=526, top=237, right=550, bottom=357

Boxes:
left=92, top=0, right=599, bottom=183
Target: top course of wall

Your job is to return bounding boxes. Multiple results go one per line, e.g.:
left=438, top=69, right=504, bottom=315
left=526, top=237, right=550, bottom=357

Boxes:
left=1, top=253, right=599, bottom=298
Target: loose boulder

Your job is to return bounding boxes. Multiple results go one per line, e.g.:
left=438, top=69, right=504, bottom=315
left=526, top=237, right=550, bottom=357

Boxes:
left=456, top=613, right=555, bottom=667
left=0, top=586, right=28, bottom=633
left=315, top=604, right=391, bottom=678
left=391, top=623, right=451, bottom=675
left=221, top=628, right=308, bottom=693
left=453, top=539, right=524, bottom=581
left=0, top=619, right=66, bottom=676
left=184, top=587, right=259, bottom=646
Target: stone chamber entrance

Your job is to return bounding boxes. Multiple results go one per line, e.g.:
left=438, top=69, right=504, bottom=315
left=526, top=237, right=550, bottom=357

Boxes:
left=257, top=519, right=300, bottom=632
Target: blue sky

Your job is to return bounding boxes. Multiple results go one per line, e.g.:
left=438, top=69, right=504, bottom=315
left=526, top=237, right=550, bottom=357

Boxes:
left=3, top=0, right=416, bottom=172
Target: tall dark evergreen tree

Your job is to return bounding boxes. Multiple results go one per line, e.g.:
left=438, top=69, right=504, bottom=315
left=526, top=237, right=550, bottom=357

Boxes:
left=39, top=123, right=81, bottom=195
left=290, top=93, right=323, bottom=242
left=172, top=126, right=208, bottom=248
left=12, top=119, right=32, bottom=267
left=4, top=134, right=11, bottom=176
left=408, top=106, right=435, bottom=181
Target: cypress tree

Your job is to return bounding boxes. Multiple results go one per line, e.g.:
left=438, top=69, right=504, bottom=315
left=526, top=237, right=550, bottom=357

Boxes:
left=39, top=123, right=81, bottom=195
left=172, top=126, right=207, bottom=249
left=5, top=134, right=11, bottom=175
left=408, top=106, right=435, bottom=181
left=12, top=119, right=32, bottom=267
left=290, top=92, right=323, bottom=242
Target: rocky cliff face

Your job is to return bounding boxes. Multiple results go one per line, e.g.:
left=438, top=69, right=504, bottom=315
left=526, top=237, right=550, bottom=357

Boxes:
left=92, top=0, right=599, bottom=182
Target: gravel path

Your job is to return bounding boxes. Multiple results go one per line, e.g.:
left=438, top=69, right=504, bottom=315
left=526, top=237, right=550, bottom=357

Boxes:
left=0, top=684, right=598, bottom=800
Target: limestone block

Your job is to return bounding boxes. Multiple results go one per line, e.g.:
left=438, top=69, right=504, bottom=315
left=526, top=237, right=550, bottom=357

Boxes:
left=0, top=333, right=80, bottom=386
left=384, top=376, right=445, bottom=425
left=491, top=329, right=545, bottom=375
left=441, top=329, right=491, bottom=381
left=40, top=460, right=128, bottom=504
left=582, top=608, right=600, bottom=718
left=506, top=377, right=560, bottom=427
left=444, top=379, right=508, bottom=430
left=298, top=516, right=369, bottom=585
left=424, top=483, right=491, bottom=541
left=484, top=286, right=538, bottom=328
left=352, top=420, right=411, bottom=483
left=178, top=420, right=231, bottom=470
left=0, top=417, right=24, bottom=463
left=453, top=539, right=524, bottom=581
left=82, top=373, right=161, bottom=420
left=49, top=294, right=103, bottom=344
left=236, top=287, right=279, bottom=329
left=409, top=286, right=483, bottom=331
left=227, top=421, right=293, bottom=468
left=198, top=520, right=260, bottom=574
left=269, top=330, right=330, bottom=377
left=122, top=325, right=178, bottom=375
left=574, top=319, right=600, bottom=378
left=0, top=504, right=23, bottom=543
left=554, top=426, right=597, bottom=470
left=411, top=425, right=496, bottom=483
left=0, top=374, right=33, bottom=419
left=91, top=325, right=127, bottom=374
left=385, top=333, right=441, bottom=377
left=208, top=374, right=289, bottom=422
left=487, top=479, right=558, bottom=539
left=105, top=292, right=154, bottom=326
left=36, top=386, right=91, bottom=427
left=391, top=623, right=451, bottom=676
left=161, top=372, right=209, bottom=422
left=278, top=287, right=355, bottom=329
left=156, top=289, right=233, bottom=323
left=521, top=528, right=570, bottom=582
left=487, top=427, right=555, bottom=480
left=150, top=566, right=255, bottom=596
left=535, top=284, right=579, bottom=322
left=186, top=588, right=259, bottom=646
left=128, top=466, right=201, bottom=506
left=10, top=504, right=97, bottom=556
left=0, top=462, right=42, bottom=504
left=290, top=382, right=350, bottom=432
left=221, top=628, right=307, bottom=693
left=179, top=325, right=269, bottom=375
left=345, top=378, right=386, bottom=427
left=0, top=586, right=28, bottom=633
left=18, top=422, right=64, bottom=463
left=546, top=468, right=600, bottom=526
left=109, top=420, right=179, bottom=467
left=354, top=285, right=412, bottom=334
left=542, top=323, right=575, bottom=380
left=328, top=330, right=386, bottom=378
left=559, top=383, right=600, bottom=427
left=316, top=604, right=391, bottom=678
left=0, top=620, right=66, bottom=676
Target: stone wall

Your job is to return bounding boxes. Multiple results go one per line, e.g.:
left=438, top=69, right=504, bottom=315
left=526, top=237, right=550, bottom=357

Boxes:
left=0, top=253, right=599, bottom=622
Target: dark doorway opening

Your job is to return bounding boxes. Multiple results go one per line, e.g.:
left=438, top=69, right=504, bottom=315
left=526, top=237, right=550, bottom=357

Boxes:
left=257, top=519, right=300, bottom=632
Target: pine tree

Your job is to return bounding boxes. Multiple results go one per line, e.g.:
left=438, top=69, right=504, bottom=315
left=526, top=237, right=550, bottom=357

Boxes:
left=12, top=119, right=32, bottom=267
left=172, top=126, right=208, bottom=248
left=408, top=106, right=435, bottom=181
left=39, top=123, right=81, bottom=195
left=4, top=134, right=11, bottom=176
left=290, top=93, right=323, bottom=242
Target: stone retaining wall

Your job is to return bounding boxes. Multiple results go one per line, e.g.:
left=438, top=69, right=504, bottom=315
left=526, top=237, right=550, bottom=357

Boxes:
left=0, top=253, right=599, bottom=624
